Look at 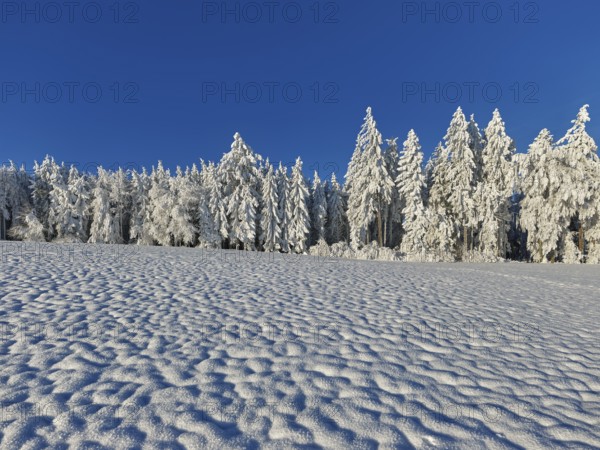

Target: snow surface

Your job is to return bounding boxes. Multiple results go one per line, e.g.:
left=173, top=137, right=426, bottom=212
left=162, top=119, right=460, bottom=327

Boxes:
left=0, top=243, right=599, bottom=449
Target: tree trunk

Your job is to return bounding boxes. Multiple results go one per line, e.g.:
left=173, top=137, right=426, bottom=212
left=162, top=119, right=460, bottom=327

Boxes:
left=470, top=228, right=474, bottom=253
left=463, top=225, right=468, bottom=261
left=377, top=208, right=383, bottom=247
left=579, top=223, right=584, bottom=254
left=383, top=215, right=388, bottom=248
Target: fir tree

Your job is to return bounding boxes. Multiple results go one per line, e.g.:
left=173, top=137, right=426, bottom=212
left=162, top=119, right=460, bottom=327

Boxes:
left=397, top=130, right=428, bottom=257
left=326, top=173, right=348, bottom=244
left=309, top=171, right=327, bottom=245
left=287, top=157, right=310, bottom=254
left=260, top=161, right=281, bottom=251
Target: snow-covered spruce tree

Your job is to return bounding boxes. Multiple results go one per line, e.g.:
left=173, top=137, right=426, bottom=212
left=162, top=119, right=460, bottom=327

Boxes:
left=384, top=138, right=402, bottom=247
left=228, top=181, right=258, bottom=250
left=110, top=168, right=131, bottom=243
left=169, top=166, right=197, bottom=247
left=148, top=161, right=174, bottom=246
left=276, top=163, right=291, bottom=252
left=476, top=109, right=516, bottom=258
left=361, top=108, right=395, bottom=248
left=0, top=162, right=32, bottom=238
left=396, top=130, right=428, bottom=258
left=555, top=105, right=599, bottom=259
left=309, top=171, right=327, bottom=245
left=467, top=114, right=486, bottom=183
left=287, top=157, right=311, bottom=254
left=444, top=107, right=478, bottom=259
left=344, top=111, right=369, bottom=248
left=31, top=155, right=59, bottom=240
left=0, top=164, right=32, bottom=240
left=88, top=168, right=123, bottom=244
left=219, top=133, right=261, bottom=249
left=425, top=141, right=457, bottom=260
left=260, top=161, right=281, bottom=252
left=425, top=142, right=444, bottom=202
left=586, top=208, right=600, bottom=263
left=0, top=166, right=10, bottom=239
left=519, top=130, right=563, bottom=262
left=194, top=162, right=220, bottom=248
left=55, top=166, right=90, bottom=242
left=204, top=161, right=228, bottom=246
left=47, top=163, right=69, bottom=241
left=129, top=168, right=153, bottom=245
left=326, top=173, right=348, bottom=245
left=423, top=209, right=455, bottom=262
left=345, top=107, right=394, bottom=248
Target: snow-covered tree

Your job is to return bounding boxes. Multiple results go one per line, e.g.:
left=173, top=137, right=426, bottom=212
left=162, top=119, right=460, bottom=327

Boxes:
left=555, top=105, right=599, bottom=257
left=1, top=163, right=32, bottom=239
left=476, top=109, right=516, bottom=258
left=129, top=168, right=153, bottom=245
left=0, top=166, right=11, bottom=240
left=228, top=182, right=258, bottom=250
left=31, top=156, right=58, bottom=240
left=148, top=162, right=174, bottom=246
left=169, top=166, right=197, bottom=247
left=467, top=114, right=486, bottom=183
left=383, top=138, right=402, bottom=247
left=0, top=163, right=32, bottom=239
left=326, top=173, right=347, bottom=244
left=59, top=166, right=90, bottom=241
left=88, top=168, right=122, bottom=244
left=287, top=157, right=310, bottom=253
left=8, top=210, right=45, bottom=241
left=204, top=161, right=228, bottom=245
left=219, top=133, right=261, bottom=249
left=309, top=171, right=327, bottom=245
left=193, top=162, right=219, bottom=248
left=110, top=168, right=130, bottom=243
left=426, top=141, right=457, bottom=258
left=260, top=161, right=281, bottom=251
left=47, top=163, right=69, bottom=241
left=276, top=163, right=291, bottom=252
left=396, top=130, right=428, bottom=257
left=345, top=107, right=394, bottom=248
left=444, top=107, right=478, bottom=258
left=519, top=130, right=563, bottom=262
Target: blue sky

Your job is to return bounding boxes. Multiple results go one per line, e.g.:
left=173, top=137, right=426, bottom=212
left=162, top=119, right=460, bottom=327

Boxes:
left=1, top=0, right=599, bottom=179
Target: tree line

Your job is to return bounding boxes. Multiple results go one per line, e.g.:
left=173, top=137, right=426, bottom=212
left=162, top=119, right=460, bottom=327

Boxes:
left=1, top=105, right=598, bottom=263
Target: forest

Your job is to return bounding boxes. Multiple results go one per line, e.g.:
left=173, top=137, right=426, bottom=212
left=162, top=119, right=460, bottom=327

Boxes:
left=1, top=105, right=598, bottom=263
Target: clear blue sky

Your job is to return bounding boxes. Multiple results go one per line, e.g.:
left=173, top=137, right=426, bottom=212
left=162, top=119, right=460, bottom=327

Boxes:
left=1, top=0, right=599, bottom=179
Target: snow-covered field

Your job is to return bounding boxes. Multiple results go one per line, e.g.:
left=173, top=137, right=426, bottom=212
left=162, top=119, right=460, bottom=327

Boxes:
left=0, top=243, right=599, bottom=449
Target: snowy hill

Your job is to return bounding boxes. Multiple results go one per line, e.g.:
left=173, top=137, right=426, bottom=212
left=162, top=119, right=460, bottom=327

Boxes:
left=0, top=244, right=598, bottom=448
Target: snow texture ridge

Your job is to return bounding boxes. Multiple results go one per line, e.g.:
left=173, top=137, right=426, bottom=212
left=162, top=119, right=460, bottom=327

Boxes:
left=0, top=243, right=599, bottom=449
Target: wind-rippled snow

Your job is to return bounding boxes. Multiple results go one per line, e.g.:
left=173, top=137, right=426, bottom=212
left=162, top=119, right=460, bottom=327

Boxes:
left=0, top=243, right=598, bottom=449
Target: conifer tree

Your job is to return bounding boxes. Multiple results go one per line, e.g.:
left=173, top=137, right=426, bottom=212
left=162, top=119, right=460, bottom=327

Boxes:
left=287, top=157, right=310, bottom=253
left=309, top=171, right=327, bottom=245
left=260, top=161, right=281, bottom=251
left=326, top=173, right=348, bottom=244
left=397, top=130, right=428, bottom=257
